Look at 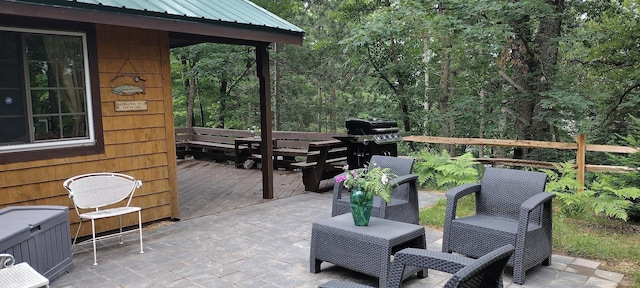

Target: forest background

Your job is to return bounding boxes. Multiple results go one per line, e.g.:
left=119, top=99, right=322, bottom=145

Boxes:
left=171, top=1, right=640, bottom=284
left=170, top=0, right=640, bottom=164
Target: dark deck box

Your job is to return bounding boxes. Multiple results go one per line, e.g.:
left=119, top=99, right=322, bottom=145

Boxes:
left=0, top=205, right=73, bottom=280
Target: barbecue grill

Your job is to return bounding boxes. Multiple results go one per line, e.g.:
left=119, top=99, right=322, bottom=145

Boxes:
left=334, top=118, right=407, bottom=169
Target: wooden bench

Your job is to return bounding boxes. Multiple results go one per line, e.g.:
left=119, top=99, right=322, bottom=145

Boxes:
left=290, top=140, right=347, bottom=192
left=175, top=127, right=253, bottom=163
left=175, top=128, right=347, bottom=191
left=272, top=131, right=343, bottom=169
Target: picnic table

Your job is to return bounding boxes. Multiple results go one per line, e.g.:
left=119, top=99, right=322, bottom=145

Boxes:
left=234, top=137, right=277, bottom=168
left=290, top=140, right=347, bottom=192
left=176, top=127, right=347, bottom=192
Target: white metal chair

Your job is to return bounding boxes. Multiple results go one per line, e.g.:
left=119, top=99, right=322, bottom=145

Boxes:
left=63, top=172, right=144, bottom=265
left=0, top=254, right=49, bottom=288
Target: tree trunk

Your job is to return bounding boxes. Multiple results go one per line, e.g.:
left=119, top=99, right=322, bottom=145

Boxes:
left=217, top=80, right=227, bottom=128
left=422, top=32, right=430, bottom=131
left=199, top=100, right=205, bottom=127
left=186, top=73, right=196, bottom=128
left=331, top=86, right=338, bottom=132
left=531, top=0, right=564, bottom=141
left=274, top=42, right=281, bottom=130
left=317, top=84, right=322, bottom=132
left=479, top=90, right=485, bottom=158
left=509, top=0, right=564, bottom=158
left=438, top=34, right=453, bottom=154
left=497, top=102, right=508, bottom=158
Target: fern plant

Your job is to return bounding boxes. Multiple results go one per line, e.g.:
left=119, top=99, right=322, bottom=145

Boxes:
left=541, top=161, right=593, bottom=217
left=543, top=161, right=640, bottom=221
left=607, top=114, right=640, bottom=221
left=412, top=150, right=450, bottom=189
left=590, top=175, right=640, bottom=221
left=412, top=150, right=479, bottom=191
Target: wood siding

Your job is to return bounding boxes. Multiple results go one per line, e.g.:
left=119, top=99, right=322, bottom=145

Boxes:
left=0, top=25, right=178, bottom=238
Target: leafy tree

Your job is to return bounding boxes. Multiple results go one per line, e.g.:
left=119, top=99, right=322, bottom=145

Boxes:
left=338, top=0, right=423, bottom=132
left=250, top=0, right=303, bottom=130
left=562, top=1, right=640, bottom=144
left=167, top=0, right=640, bottom=167
left=171, top=44, right=257, bottom=129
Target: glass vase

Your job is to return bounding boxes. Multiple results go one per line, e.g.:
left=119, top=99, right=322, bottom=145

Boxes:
left=349, top=188, right=373, bottom=226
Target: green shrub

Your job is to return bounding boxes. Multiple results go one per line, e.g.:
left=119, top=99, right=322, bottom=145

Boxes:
left=541, top=161, right=592, bottom=217
left=542, top=161, right=640, bottom=221
left=412, top=150, right=479, bottom=191
left=608, top=115, right=640, bottom=221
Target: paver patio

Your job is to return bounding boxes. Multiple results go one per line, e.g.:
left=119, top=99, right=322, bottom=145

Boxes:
left=51, top=191, right=623, bottom=288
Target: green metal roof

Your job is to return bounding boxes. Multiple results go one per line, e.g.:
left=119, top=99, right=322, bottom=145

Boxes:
left=72, top=0, right=302, bottom=33
left=2, top=0, right=304, bottom=44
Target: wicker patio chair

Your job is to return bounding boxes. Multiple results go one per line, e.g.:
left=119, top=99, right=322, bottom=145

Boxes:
left=441, top=167, right=554, bottom=285
left=319, top=244, right=515, bottom=288
left=331, top=155, right=420, bottom=224
left=64, top=172, right=144, bottom=266
left=0, top=254, right=50, bottom=288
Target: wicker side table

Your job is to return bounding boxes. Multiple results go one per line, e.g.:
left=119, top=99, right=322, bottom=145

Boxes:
left=310, top=214, right=426, bottom=288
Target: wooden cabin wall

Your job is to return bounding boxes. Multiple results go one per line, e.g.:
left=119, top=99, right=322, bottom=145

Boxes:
left=0, top=25, right=179, bottom=238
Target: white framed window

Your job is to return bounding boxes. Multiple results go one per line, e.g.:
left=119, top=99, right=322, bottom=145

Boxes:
left=0, top=26, right=95, bottom=153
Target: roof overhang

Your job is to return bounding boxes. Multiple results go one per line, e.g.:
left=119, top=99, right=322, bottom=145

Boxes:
left=0, top=0, right=304, bottom=47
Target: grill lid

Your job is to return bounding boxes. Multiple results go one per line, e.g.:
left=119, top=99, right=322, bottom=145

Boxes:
left=345, top=118, right=398, bottom=135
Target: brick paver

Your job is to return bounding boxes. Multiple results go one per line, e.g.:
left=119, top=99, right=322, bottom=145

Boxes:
left=51, top=192, right=623, bottom=288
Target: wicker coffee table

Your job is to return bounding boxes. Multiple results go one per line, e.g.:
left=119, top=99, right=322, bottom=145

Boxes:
left=310, top=214, right=426, bottom=287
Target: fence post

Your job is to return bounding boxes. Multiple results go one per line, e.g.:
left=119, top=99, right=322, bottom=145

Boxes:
left=576, top=134, right=586, bottom=192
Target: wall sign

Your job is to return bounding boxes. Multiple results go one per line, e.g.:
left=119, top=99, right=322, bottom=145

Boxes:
left=115, top=100, right=148, bottom=111
left=110, top=59, right=146, bottom=96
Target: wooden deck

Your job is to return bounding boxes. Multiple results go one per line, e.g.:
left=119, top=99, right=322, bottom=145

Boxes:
left=176, top=159, right=335, bottom=220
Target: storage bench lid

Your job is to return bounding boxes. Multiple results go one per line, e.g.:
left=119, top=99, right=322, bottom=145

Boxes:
left=0, top=205, right=68, bottom=244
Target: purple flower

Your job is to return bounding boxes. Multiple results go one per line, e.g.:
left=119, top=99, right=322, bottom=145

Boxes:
left=335, top=174, right=347, bottom=183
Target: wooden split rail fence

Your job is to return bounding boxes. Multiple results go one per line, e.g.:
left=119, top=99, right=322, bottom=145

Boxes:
left=176, top=128, right=637, bottom=192
left=403, top=134, right=639, bottom=190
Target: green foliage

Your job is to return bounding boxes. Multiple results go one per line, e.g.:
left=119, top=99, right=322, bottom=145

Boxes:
left=543, top=161, right=640, bottom=221
left=169, top=0, right=640, bottom=156
left=336, top=164, right=397, bottom=204
left=603, top=115, right=640, bottom=221
left=412, top=150, right=479, bottom=190
left=541, top=161, right=592, bottom=217
left=590, top=175, right=640, bottom=221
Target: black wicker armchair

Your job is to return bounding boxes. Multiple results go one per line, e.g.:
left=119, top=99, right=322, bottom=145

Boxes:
left=441, top=167, right=554, bottom=285
left=331, top=155, right=420, bottom=224
left=319, top=244, right=515, bottom=288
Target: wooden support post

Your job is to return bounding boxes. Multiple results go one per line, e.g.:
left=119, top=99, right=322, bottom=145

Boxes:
left=576, top=134, right=586, bottom=192
left=256, top=43, right=274, bottom=199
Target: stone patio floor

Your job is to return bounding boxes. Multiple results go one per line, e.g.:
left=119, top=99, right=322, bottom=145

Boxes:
left=51, top=191, right=624, bottom=287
